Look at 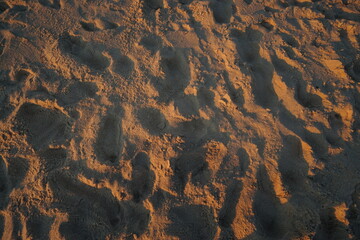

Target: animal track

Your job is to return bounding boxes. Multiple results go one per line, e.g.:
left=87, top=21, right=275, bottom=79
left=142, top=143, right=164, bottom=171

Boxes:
left=14, top=103, right=71, bottom=150
left=167, top=205, right=217, bottom=240
left=60, top=34, right=111, bottom=71
left=95, top=112, right=123, bottom=163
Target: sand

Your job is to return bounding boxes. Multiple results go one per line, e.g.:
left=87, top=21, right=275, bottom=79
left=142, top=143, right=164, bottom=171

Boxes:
left=0, top=0, right=360, bottom=239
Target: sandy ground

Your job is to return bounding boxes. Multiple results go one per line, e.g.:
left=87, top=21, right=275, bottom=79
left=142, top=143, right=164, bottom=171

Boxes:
left=0, top=0, right=360, bottom=239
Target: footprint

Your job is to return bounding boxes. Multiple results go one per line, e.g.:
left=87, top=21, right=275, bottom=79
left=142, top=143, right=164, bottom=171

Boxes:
left=7, top=157, right=29, bottom=189
left=39, top=147, right=67, bottom=172
left=0, top=2, right=10, bottom=14
left=174, top=94, right=200, bottom=117
left=278, top=135, right=309, bottom=193
left=144, top=0, right=164, bottom=9
left=348, top=184, right=360, bottom=238
left=210, top=0, right=234, bottom=24
left=0, top=156, right=10, bottom=210
left=171, top=148, right=210, bottom=193
left=296, top=82, right=323, bottom=109
left=253, top=165, right=288, bottom=238
left=137, top=107, right=168, bottom=135
left=59, top=81, right=98, bottom=105
left=0, top=36, right=6, bottom=56
left=60, top=33, right=110, bottom=71
left=80, top=18, right=118, bottom=32
left=111, top=51, right=134, bottom=77
left=26, top=208, right=53, bottom=240
left=39, top=0, right=62, bottom=9
left=304, top=128, right=328, bottom=158
left=166, top=205, right=217, bottom=240
left=231, top=28, right=278, bottom=108
left=218, top=180, right=242, bottom=228
left=129, top=152, right=155, bottom=202
left=160, top=47, right=190, bottom=97
left=345, top=56, right=360, bottom=82
left=176, top=118, right=212, bottom=143
left=179, top=0, right=193, bottom=4
left=95, top=112, right=123, bottom=163
left=0, top=214, right=3, bottom=238
left=140, top=34, right=163, bottom=54
left=49, top=171, right=150, bottom=238
left=14, top=103, right=71, bottom=150
left=314, top=207, right=349, bottom=240
left=280, top=32, right=300, bottom=48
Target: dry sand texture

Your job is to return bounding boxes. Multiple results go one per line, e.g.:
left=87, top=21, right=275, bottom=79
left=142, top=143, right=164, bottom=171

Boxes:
left=0, top=0, right=360, bottom=239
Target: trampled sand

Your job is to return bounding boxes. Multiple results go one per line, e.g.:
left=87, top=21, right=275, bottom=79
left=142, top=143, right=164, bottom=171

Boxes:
left=0, top=0, right=360, bottom=239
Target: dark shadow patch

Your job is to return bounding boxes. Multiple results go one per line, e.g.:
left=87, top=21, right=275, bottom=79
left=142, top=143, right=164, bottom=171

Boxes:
left=167, top=204, right=217, bottom=240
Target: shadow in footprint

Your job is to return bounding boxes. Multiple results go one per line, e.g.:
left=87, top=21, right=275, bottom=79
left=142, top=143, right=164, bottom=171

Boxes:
left=60, top=33, right=110, bottom=71
left=210, top=0, right=234, bottom=24
left=26, top=208, right=54, bottom=240
left=314, top=207, right=349, bottom=240
left=140, top=34, right=163, bottom=54
left=14, top=103, right=71, bottom=151
left=49, top=171, right=150, bottom=239
left=110, top=50, right=134, bottom=77
left=231, top=28, right=278, bottom=109
left=129, top=152, right=155, bottom=202
left=137, top=107, right=168, bottom=135
left=166, top=204, right=217, bottom=240
left=278, top=135, right=309, bottom=193
left=347, top=183, right=360, bottom=238
left=95, top=112, right=123, bottom=164
left=144, top=0, right=164, bottom=10
left=39, top=147, right=67, bottom=172
left=174, top=94, right=200, bottom=117
left=170, top=146, right=212, bottom=193
left=39, top=0, right=62, bottom=9
left=157, top=47, right=190, bottom=102
left=80, top=19, right=118, bottom=32
left=0, top=156, right=10, bottom=210
left=58, top=81, right=98, bottom=105
left=253, top=165, right=287, bottom=238
left=218, top=180, right=242, bottom=238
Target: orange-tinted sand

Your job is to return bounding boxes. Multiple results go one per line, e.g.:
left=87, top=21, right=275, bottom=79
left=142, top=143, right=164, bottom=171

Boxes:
left=0, top=0, right=360, bottom=239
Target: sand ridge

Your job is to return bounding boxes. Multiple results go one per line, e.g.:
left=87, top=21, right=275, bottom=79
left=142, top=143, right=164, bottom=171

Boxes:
left=0, top=0, right=360, bottom=239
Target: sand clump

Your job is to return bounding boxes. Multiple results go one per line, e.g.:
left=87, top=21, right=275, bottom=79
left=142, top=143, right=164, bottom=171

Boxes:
left=0, top=0, right=360, bottom=239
